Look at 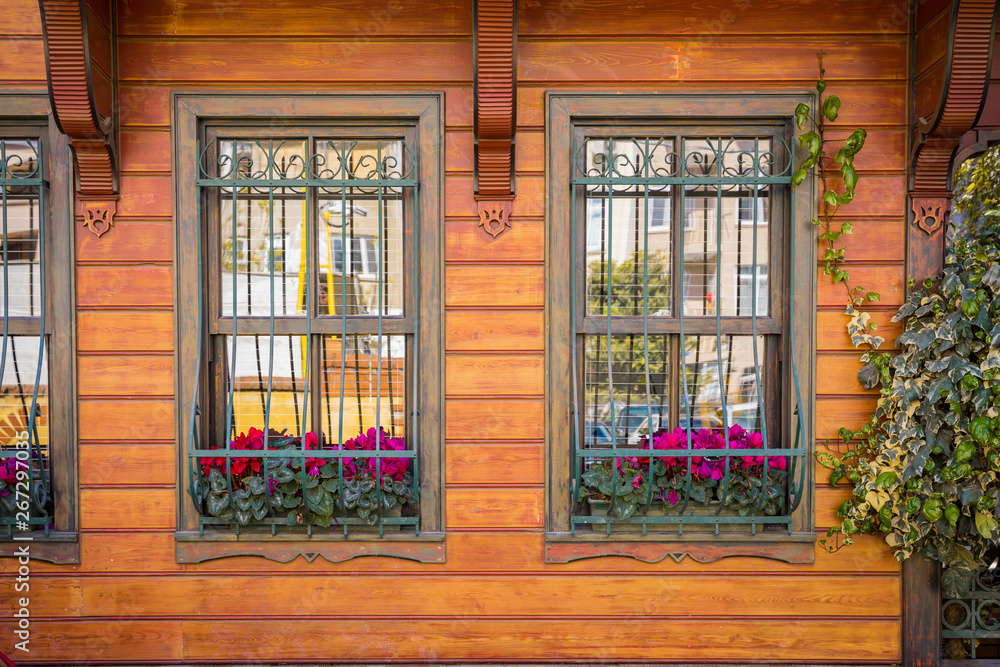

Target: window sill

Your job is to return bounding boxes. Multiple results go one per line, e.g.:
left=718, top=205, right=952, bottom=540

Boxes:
left=175, top=529, right=446, bottom=564
left=0, top=531, right=79, bottom=564
left=544, top=530, right=816, bottom=564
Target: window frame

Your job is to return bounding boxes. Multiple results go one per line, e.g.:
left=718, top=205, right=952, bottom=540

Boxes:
left=544, top=91, right=817, bottom=564
left=0, top=94, right=79, bottom=564
left=173, top=92, right=444, bottom=564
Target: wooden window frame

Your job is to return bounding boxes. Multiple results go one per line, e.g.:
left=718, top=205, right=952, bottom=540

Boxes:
left=173, top=92, right=445, bottom=564
left=544, top=92, right=817, bottom=564
left=0, top=94, right=79, bottom=564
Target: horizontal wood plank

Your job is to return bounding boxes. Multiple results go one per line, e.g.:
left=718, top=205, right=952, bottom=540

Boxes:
left=118, top=175, right=173, bottom=218
left=517, top=84, right=906, bottom=129
left=119, top=130, right=172, bottom=172
left=817, top=310, right=901, bottom=351
left=815, top=354, right=878, bottom=396
left=827, top=216, right=905, bottom=262
left=519, top=41, right=905, bottom=83
left=17, top=530, right=899, bottom=575
left=0, top=40, right=45, bottom=82
left=119, top=41, right=472, bottom=83
left=446, top=354, right=544, bottom=396
left=80, top=444, right=177, bottom=486
left=446, top=310, right=544, bottom=351
left=0, top=0, right=42, bottom=34
left=816, top=398, right=879, bottom=441
left=445, top=265, right=544, bottom=307
left=69, top=573, right=898, bottom=618
left=119, top=86, right=172, bottom=127
left=446, top=399, right=545, bottom=441
left=78, top=355, right=174, bottom=397
left=0, top=621, right=183, bottom=661
left=447, top=444, right=544, bottom=485
left=818, top=265, right=904, bottom=307
left=447, top=175, right=544, bottom=218
left=519, top=0, right=908, bottom=36
left=119, top=0, right=471, bottom=36
left=80, top=488, right=176, bottom=530
left=178, top=618, right=899, bottom=662
left=445, top=220, right=544, bottom=262
left=77, top=220, right=173, bottom=262
left=77, top=311, right=174, bottom=351
left=446, top=487, right=544, bottom=528
left=77, top=266, right=173, bottom=307
left=516, top=131, right=545, bottom=173
left=79, top=399, right=175, bottom=441
left=446, top=131, right=474, bottom=172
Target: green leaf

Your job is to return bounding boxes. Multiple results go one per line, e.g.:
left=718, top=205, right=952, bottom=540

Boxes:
left=244, top=476, right=265, bottom=495
left=209, top=468, right=227, bottom=493
left=235, top=508, right=252, bottom=525
left=976, top=511, right=999, bottom=539
left=206, top=492, right=229, bottom=516
left=794, top=102, right=810, bottom=129
left=833, top=269, right=848, bottom=284
left=798, top=130, right=821, bottom=156
left=823, top=190, right=840, bottom=207
left=822, top=94, right=841, bottom=122
left=857, top=362, right=880, bottom=389
left=841, top=163, right=858, bottom=194
left=816, top=79, right=827, bottom=95
left=272, top=466, right=294, bottom=483
left=792, top=167, right=808, bottom=187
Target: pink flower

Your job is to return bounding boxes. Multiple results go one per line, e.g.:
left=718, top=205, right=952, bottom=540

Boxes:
left=667, top=490, right=679, bottom=505
left=768, top=456, right=787, bottom=471
left=631, top=474, right=643, bottom=489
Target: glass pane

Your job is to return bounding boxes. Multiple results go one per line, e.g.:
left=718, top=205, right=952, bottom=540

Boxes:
left=583, top=333, right=670, bottom=446
left=681, top=138, right=771, bottom=318
left=680, top=334, right=765, bottom=433
left=318, top=334, right=406, bottom=444
left=584, top=137, right=674, bottom=317
left=219, top=139, right=307, bottom=317
left=0, top=139, right=42, bottom=317
left=225, top=334, right=307, bottom=438
left=317, top=139, right=404, bottom=318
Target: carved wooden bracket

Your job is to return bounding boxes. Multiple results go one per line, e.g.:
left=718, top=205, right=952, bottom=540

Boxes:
left=474, top=0, right=516, bottom=238
left=908, top=0, right=999, bottom=280
left=39, top=0, right=118, bottom=239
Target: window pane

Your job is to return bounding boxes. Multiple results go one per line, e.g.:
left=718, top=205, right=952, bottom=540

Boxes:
left=680, top=334, right=765, bottom=433
left=219, top=139, right=307, bottom=317
left=318, top=334, right=406, bottom=443
left=317, top=139, right=404, bottom=318
left=584, top=138, right=673, bottom=317
left=681, top=138, right=771, bottom=318
left=225, top=334, right=307, bottom=437
left=583, top=333, right=670, bottom=445
left=0, top=139, right=42, bottom=317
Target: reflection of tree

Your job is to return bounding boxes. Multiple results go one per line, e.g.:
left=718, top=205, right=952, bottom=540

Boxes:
left=585, top=252, right=671, bottom=416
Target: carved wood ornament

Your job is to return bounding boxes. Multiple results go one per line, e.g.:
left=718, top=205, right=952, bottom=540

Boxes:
left=39, top=0, right=118, bottom=239
left=474, top=0, right=516, bottom=238
left=908, top=0, right=999, bottom=278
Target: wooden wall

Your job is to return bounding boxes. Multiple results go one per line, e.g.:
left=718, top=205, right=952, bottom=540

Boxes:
left=0, top=0, right=910, bottom=662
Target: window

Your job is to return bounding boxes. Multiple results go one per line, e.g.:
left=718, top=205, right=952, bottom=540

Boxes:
left=174, top=93, right=444, bottom=563
left=737, top=264, right=768, bottom=316
left=545, top=93, right=816, bottom=563
left=0, top=97, right=78, bottom=564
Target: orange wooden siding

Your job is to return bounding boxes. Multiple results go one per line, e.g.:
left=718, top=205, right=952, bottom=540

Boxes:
left=0, top=0, right=910, bottom=662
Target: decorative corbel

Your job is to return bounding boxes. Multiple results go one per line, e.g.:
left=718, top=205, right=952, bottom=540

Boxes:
left=908, top=0, right=998, bottom=280
left=474, top=0, right=516, bottom=239
left=39, top=0, right=118, bottom=239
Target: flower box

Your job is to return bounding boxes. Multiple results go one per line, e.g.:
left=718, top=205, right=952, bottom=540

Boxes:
left=196, top=427, right=416, bottom=535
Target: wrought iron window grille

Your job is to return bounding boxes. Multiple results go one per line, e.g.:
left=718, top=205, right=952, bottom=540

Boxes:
left=0, top=138, right=53, bottom=537
left=187, top=137, right=422, bottom=538
left=569, top=135, right=807, bottom=537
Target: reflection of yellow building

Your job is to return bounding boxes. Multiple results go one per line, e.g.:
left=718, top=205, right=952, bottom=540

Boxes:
left=218, top=139, right=407, bottom=442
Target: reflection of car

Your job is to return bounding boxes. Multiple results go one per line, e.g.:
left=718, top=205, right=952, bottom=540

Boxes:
left=606, top=405, right=666, bottom=440
left=583, top=421, right=614, bottom=448
left=628, top=413, right=723, bottom=444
